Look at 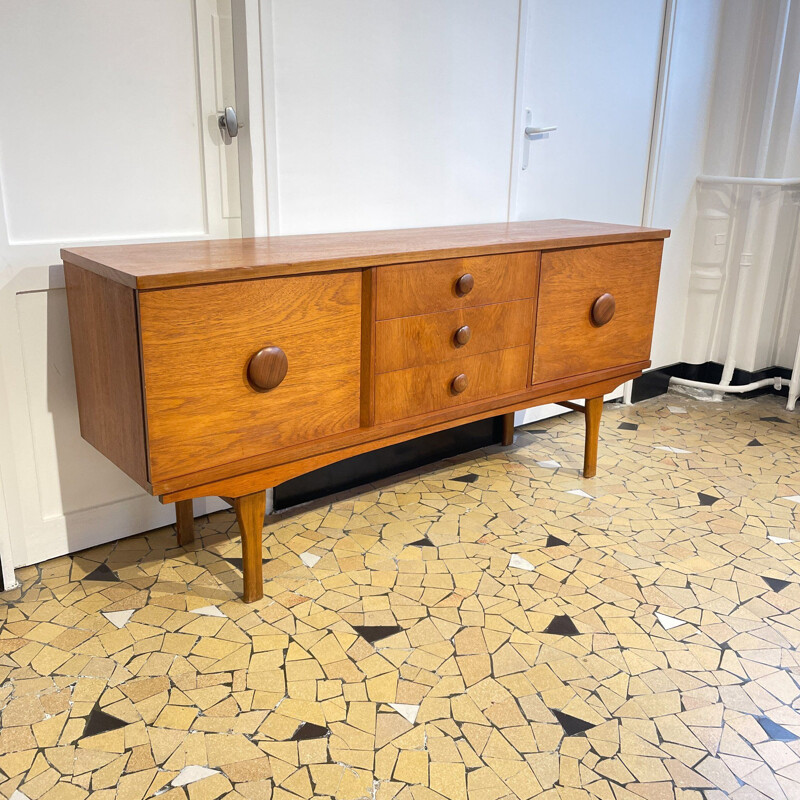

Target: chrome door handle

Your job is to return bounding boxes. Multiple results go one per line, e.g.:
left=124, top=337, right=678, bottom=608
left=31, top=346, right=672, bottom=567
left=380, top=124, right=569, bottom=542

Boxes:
left=525, top=125, right=557, bottom=137
left=521, top=108, right=556, bottom=170
left=219, top=106, right=239, bottom=140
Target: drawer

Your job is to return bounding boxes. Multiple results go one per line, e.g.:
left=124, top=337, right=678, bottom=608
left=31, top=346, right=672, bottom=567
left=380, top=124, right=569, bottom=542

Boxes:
left=374, top=346, right=529, bottom=424
left=375, top=299, right=534, bottom=373
left=532, top=241, right=663, bottom=384
left=138, top=271, right=361, bottom=479
left=376, top=252, right=539, bottom=319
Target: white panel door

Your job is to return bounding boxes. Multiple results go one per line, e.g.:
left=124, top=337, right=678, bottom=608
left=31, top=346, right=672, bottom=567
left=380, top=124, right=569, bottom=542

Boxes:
left=512, top=0, right=665, bottom=425
left=514, top=0, right=665, bottom=224
left=0, top=0, right=241, bottom=585
left=264, top=0, right=520, bottom=235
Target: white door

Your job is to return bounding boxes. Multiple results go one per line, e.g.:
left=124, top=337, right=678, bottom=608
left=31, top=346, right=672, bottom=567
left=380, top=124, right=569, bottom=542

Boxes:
left=0, top=0, right=242, bottom=586
left=514, top=0, right=665, bottom=224
left=512, top=0, right=665, bottom=424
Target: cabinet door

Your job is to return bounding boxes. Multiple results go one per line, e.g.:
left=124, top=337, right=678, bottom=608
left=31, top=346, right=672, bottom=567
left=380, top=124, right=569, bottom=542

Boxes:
left=139, top=271, right=361, bottom=480
left=532, top=242, right=662, bottom=384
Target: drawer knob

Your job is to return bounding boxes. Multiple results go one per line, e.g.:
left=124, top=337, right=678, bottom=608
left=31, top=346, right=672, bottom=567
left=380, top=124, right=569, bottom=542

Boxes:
left=591, top=292, right=616, bottom=326
left=247, top=346, right=288, bottom=391
left=451, top=373, right=469, bottom=394
left=454, top=325, right=472, bottom=346
left=455, top=273, right=474, bottom=297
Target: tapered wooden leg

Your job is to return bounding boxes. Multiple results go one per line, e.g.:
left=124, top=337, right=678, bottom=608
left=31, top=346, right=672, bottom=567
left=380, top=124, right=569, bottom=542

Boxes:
left=583, top=396, right=603, bottom=478
left=175, top=499, right=194, bottom=546
left=233, top=490, right=266, bottom=603
left=501, top=412, right=515, bottom=446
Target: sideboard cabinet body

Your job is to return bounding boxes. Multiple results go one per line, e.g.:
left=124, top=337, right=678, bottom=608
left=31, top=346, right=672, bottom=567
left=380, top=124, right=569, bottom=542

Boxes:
left=62, top=219, right=668, bottom=601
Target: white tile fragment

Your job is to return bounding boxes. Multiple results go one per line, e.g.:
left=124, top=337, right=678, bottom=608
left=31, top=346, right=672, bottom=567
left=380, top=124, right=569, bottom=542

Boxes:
left=102, top=610, right=134, bottom=629
left=655, top=446, right=691, bottom=454
left=300, top=552, right=321, bottom=568
left=768, top=536, right=794, bottom=544
left=655, top=612, right=687, bottom=630
left=566, top=489, right=593, bottom=500
left=389, top=703, right=420, bottom=724
left=781, top=495, right=800, bottom=504
left=537, top=460, right=560, bottom=469
left=172, top=765, right=219, bottom=787
left=668, top=406, right=687, bottom=414
left=190, top=605, right=226, bottom=617
left=509, top=554, right=535, bottom=571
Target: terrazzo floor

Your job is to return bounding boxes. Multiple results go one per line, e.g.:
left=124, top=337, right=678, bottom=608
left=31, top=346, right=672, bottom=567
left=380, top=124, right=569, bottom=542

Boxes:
left=1, top=392, right=800, bottom=800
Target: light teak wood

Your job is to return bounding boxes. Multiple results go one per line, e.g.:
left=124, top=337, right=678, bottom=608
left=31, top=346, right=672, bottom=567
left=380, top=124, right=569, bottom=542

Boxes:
left=63, top=263, right=148, bottom=486
left=62, top=219, right=669, bottom=290
left=583, top=397, right=603, bottom=478
left=138, top=271, right=362, bottom=480
left=533, top=240, right=663, bottom=384
left=501, top=413, right=515, bottom=446
left=376, top=252, right=538, bottom=319
left=233, top=491, right=266, bottom=603
left=374, top=346, right=530, bottom=424
left=175, top=499, right=194, bottom=546
left=160, top=360, right=650, bottom=500
left=62, top=220, right=669, bottom=602
left=375, top=299, right=534, bottom=373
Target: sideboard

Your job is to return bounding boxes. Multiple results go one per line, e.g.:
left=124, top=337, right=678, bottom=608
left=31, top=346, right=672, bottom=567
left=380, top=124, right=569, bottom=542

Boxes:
left=62, top=220, right=669, bottom=602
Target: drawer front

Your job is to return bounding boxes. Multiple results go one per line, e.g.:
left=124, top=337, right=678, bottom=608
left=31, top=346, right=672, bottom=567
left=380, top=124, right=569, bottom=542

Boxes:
left=139, top=271, right=361, bottom=479
left=375, top=299, right=534, bottom=374
left=376, top=252, right=539, bottom=319
left=532, top=241, right=663, bottom=384
left=374, top=346, right=529, bottom=424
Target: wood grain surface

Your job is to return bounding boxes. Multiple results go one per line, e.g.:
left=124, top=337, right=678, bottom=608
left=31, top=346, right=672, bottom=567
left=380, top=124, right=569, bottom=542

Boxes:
left=376, top=252, right=538, bottom=319
left=155, top=359, right=650, bottom=498
left=532, top=241, right=663, bottom=384
left=61, top=219, right=669, bottom=290
left=374, top=346, right=530, bottom=424
left=138, top=271, right=362, bottom=480
left=160, top=368, right=641, bottom=503
left=63, top=263, right=149, bottom=486
left=375, top=299, right=534, bottom=373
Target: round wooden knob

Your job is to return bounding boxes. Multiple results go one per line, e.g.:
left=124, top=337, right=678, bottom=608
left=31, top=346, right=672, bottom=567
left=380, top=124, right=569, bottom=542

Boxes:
left=455, top=273, right=474, bottom=297
left=247, top=346, right=288, bottom=391
left=591, top=293, right=616, bottom=326
left=454, top=325, right=472, bottom=346
left=451, top=373, right=468, bottom=394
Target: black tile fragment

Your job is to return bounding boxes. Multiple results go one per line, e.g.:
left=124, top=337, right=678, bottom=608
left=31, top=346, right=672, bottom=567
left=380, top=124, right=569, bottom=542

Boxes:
left=224, top=556, right=269, bottom=571
left=409, top=537, right=435, bottom=547
left=291, top=722, right=330, bottom=741
left=697, top=492, right=720, bottom=506
left=763, top=576, right=791, bottom=593
left=552, top=709, right=596, bottom=736
left=545, top=535, right=568, bottom=548
left=352, top=625, right=403, bottom=644
left=83, top=704, right=128, bottom=737
left=761, top=416, right=788, bottom=423
left=747, top=438, right=763, bottom=447
left=452, top=473, right=478, bottom=483
left=618, top=422, right=639, bottom=431
left=84, top=564, right=120, bottom=582
left=757, top=716, right=799, bottom=741
left=544, top=615, right=580, bottom=636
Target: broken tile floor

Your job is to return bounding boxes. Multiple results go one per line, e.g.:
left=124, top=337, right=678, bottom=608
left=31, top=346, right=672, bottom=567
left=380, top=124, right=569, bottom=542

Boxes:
left=2, top=392, right=800, bottom=800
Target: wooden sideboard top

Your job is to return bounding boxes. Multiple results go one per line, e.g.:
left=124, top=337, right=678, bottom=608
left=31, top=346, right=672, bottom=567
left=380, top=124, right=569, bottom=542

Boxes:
left=61, top=218, right=670, bottom=290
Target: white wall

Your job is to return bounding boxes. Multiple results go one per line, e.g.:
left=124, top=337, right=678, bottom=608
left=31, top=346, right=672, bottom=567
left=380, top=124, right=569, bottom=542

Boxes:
left=264, top=0, right=520, bottom=235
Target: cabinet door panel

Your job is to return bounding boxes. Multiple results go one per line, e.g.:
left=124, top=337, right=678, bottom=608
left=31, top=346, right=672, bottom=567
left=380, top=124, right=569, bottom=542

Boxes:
left=139, top=271, right=361, bottom=479
left=533, top=242, right=662, bottom=384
